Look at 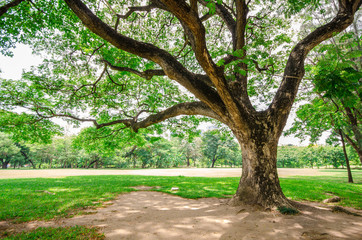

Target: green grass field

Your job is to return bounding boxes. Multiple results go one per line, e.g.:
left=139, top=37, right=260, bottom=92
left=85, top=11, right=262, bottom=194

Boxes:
left=0, top=169, right=361, bottom=239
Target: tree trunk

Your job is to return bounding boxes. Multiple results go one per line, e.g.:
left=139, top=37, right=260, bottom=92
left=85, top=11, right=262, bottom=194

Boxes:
left=339, top=130, right=353, bottom=183
left=28, top=159, right=36, bottom=169
left=87, top=159, right=97, bottom=169
left=20, top=150, right=36, bottom=169
left=230, top=136, right=290, bottom=208
left=186, top=158, right=190, bottom=167
left=2, top=161, right=8, bottom=169
left=211, top=157, right=216, bottom=168
left=1, top=159, right=10, bottom=169
left=94, top=160, right=98, bottom=169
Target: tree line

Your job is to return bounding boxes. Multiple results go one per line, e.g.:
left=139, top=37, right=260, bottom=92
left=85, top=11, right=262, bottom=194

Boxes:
left=1, top=131, right=360, bottom=170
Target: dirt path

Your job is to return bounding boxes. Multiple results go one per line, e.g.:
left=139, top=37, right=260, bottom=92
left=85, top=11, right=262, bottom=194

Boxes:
left=0, top=168, right=337, bottom=179
left=1, top=191, right=361, bottom=240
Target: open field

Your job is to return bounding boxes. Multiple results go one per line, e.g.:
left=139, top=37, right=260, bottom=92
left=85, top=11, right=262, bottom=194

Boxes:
left=0, top=167, right=344, bottom=179
left=1, top=170, right=361, bottom=239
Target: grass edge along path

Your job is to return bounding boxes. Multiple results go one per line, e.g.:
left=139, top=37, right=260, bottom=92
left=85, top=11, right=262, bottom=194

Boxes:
left=0, top=172, right=361, bottom=224
left=1, top=226, right=105, bottom=240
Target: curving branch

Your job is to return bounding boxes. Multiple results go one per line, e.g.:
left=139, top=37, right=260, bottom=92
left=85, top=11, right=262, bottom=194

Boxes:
left=70, top=64, right=107, bottom=99
left=95, top=102, right=223, bottom=131
left=34, top=101, right=222, bottom=133
left=159, top=0, right=247, bottom=128
left=64, top=0, right=228, bottom=120
left=252, top=60, right=274, bottom=74
left=0, top=0, right=25, bottom=17
left=129, top=101, right=224, bottom=132
left=270, top=0, right=361, bottom=129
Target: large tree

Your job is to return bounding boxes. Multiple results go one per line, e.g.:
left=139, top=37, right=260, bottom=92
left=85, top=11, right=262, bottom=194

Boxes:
left=0, top=0, right=360, bottom=208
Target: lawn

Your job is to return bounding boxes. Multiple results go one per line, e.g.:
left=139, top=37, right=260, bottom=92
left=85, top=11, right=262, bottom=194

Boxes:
left=0, top=169, right=361, bottom=224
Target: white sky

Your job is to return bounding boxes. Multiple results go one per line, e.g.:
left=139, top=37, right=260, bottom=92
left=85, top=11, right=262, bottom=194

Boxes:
left=0, top=44, right=322, bottom=146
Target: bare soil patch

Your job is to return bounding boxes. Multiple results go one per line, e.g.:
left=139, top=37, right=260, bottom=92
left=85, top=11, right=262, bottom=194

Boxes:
left=1, top=191, right=361, bottom=240
left=0, top=168, right=336, bottom=179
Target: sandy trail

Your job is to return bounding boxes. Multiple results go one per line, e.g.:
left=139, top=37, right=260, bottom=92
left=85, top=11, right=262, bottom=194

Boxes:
left=1, top=191, right=361, bottom=240
left=0, top=168, right=337, bottom=179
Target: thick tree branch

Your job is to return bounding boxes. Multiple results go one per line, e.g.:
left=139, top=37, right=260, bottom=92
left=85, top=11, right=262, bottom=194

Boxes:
left=53, top=101, right=222, bottom=132
left=34, top=101, right=222, bottom=133
left=131, top=101, right=224, bottom=132
left=159, top=0, right=249, bottom=129
left=235, top=0, right=248, bottom=51
left=95, top=102, right=223, bottom=131
left=270, top=0, right=361, bottom=130
left=64, top=0, right=228, bottom=120
left=0, top=0, right=25, bottom=17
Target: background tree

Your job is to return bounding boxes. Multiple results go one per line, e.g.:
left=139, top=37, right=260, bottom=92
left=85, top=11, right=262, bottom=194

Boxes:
left=277, top=145, right=302, bottom=168
left=201, top=129, right=241, bottom=168
left=0, top=0, right=360, bottom=208
left=201, top=130, right=224, bottom=168
left=0, top=132, right=20, bottom=169
left=176, top=137, right=202, bottom=167
left=15, top=142, right=36, bottom=169
left=28, top=143, right=56, bottom=168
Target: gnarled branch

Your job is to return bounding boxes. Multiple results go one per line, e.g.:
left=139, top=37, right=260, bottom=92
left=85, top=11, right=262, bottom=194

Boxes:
left=64, top=0, right=228, bottom=120
left=270, top=0, right=361, bottom=128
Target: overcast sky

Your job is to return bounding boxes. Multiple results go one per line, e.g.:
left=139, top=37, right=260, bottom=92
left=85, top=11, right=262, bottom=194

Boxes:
left=0, top=44, right=320, bottom=146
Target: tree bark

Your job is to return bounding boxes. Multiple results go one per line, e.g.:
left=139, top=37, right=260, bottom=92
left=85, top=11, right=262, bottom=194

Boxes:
left=229, top=129, right=290, bottom=208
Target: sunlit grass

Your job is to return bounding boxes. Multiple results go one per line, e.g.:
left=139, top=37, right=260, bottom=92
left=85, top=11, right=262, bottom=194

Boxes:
left=280, top=170, right=362, bottom=209
left=0, top=169, right=360, bottom=223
